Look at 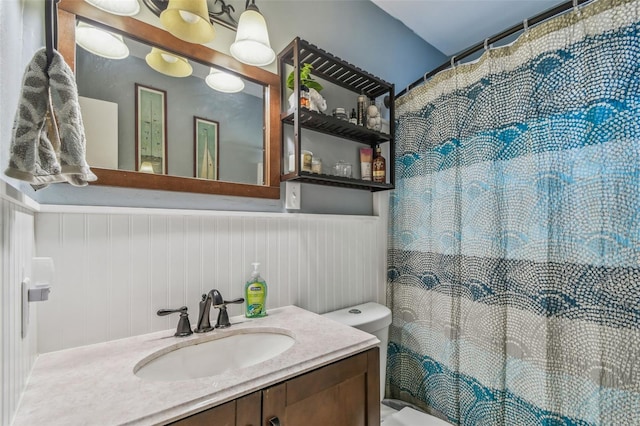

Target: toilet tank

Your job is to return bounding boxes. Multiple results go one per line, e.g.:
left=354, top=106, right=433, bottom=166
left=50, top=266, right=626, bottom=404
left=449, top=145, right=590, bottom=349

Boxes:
left=322, top=302, right=392, bottom=400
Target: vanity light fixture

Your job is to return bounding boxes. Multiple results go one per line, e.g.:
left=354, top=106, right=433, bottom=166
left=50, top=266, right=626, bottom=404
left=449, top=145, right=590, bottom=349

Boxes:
left=75, top=22, right=129, bottom=59
left=84, top=0, right=140, bottom=16
left=205, top=68, right=245, bottom=93
left=145, top=47, right=193, bottom=77
left=160, top=0, right=216, bottom=44
left=138, top=0, right=275, bottom=67
left=229, top=0, right=275, bottom=66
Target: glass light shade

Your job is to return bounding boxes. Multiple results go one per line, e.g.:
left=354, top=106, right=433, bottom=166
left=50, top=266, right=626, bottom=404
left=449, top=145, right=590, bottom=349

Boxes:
left=84, top=0, right=139, bottom=16
left=230, top=9, right=275, bottom=66
left=145, top=48, right=193, bottom=77
left=205, top=68, right=245, bottom=93
left=75, top=22, right=129, bottom=59
left=139, top=162, right=155, bottom=173
left=160, top=0, right=215, bottom=44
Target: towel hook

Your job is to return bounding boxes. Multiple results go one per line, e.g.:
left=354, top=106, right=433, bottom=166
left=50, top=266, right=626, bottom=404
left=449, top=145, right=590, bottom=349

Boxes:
left=44, top=0, right=60, bottom=68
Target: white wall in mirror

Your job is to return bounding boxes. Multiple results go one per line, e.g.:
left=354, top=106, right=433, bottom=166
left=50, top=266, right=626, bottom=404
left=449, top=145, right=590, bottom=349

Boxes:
left=78, top=96, right=119, bottom=169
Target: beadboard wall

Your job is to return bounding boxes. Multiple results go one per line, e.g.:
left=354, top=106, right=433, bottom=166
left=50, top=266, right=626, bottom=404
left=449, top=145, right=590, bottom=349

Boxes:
left=0, top=189, right=38, bottom=426
left=35, top=202, right=389, bottom=353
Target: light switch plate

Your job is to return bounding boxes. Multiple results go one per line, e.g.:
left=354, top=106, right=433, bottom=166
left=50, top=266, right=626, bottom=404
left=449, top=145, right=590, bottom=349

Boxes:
left=285, top=181, right=301, bottom=210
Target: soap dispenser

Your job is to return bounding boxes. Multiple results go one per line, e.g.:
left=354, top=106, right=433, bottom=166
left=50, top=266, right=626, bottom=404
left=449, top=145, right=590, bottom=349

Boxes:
left=245, top=262, right=267, bottom=318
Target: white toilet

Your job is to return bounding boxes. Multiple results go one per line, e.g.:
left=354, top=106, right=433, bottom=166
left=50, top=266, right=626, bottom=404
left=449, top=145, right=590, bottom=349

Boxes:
left=322, top=302, right=451, bottom=426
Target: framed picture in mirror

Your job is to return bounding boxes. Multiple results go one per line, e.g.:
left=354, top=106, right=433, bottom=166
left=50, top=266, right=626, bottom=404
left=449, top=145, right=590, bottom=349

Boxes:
left=194, top=117, right=219, bottom=180
left=135, top=83, right=167, bottom=174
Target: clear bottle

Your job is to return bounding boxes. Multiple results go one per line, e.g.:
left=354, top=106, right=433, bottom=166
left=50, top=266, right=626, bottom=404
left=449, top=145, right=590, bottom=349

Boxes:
left=245, top=262, right=267, bottom=318
left=372, top=145, right=386, bottom=183
left=357, top=93, right=367, bottom=126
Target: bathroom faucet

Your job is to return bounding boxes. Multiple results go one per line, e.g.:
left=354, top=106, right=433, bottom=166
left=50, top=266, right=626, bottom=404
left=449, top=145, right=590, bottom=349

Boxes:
left=195, top=289, right=244, bottom=332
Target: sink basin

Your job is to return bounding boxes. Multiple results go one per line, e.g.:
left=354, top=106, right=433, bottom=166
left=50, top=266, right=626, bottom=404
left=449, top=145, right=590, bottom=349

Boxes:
left=134, top=330, right=295, bottom=381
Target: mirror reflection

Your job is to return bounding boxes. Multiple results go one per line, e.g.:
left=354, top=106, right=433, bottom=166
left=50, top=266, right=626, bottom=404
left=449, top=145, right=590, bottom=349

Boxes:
left=75, top=22, right=266, bottom=186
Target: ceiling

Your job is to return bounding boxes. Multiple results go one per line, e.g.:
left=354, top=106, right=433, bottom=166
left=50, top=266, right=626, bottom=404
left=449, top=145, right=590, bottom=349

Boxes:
left=371, top=0, right=567, bottom=56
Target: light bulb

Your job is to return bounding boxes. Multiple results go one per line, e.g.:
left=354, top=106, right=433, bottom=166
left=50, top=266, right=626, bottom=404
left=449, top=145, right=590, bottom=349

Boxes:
left=139, top=162, right=155, bottom=173
left=178, top=10, right=200, bottom=24
left=160, top=53, right=179, bottom=63
left=75, top=22, right=129, bottom=60
left=84, top=0, right=139, bottom=16
left=205, top=68, right=245, bottom=93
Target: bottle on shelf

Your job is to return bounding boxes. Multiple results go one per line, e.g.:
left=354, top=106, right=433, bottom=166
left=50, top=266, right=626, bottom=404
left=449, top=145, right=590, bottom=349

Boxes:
left=300, top=84, right=310, bottom=109
left=349, top=108, right=357, bottom=125
left=372, top=145, right=386, bottom=183
left=356, top=92, right=367, bottom=126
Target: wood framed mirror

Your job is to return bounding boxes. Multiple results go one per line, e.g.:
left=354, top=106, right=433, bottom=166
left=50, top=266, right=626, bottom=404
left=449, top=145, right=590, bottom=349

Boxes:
left=57, top=0, right=281, bottom=199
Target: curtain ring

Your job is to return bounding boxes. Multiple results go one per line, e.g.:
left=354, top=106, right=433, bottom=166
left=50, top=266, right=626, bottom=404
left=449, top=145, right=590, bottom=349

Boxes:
left=484, top=38, right=490, bottom=51
left=423, top=71, right=429, bottom=83
left=450, top=55, right=456, bottom=69
left=573, top=0, right=581, bottom=14
left=523, top=19, right=529, bottom=33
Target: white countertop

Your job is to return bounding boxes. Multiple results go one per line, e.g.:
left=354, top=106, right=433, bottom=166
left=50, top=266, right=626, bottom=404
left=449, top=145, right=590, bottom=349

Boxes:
left=13, top=306, right=379, bottom=425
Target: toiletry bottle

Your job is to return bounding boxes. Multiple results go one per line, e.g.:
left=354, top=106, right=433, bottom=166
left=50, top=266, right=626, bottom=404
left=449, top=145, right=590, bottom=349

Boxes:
left=349, top=108, right=357, bottom=124
left=245, top=262, right=267, bottom=318
left=360, top=147, right=373, bottom=181
left=357, top=92, right=367, bottom=126
left=373, top=145, right=386, bottom=183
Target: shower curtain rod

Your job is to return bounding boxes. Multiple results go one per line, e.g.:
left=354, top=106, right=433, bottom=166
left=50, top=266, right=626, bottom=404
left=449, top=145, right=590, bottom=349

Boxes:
left=396, top=0, right=593, bottom=98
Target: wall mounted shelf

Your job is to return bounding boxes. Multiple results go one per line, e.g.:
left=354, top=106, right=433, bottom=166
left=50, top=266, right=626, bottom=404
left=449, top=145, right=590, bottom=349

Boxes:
left=280, top=110, right=390, bottom=146
left=278, top=37, right=395, bottom=192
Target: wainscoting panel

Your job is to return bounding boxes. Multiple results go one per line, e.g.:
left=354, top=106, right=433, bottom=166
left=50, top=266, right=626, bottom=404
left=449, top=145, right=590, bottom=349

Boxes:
left=1, top=195, right=37, bottom=426
left=35, top=207, right=387, bottom=353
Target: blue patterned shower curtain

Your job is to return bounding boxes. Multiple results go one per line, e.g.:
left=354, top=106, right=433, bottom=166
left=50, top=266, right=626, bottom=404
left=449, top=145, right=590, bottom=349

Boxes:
left=387, top=0, right=640, bottom=424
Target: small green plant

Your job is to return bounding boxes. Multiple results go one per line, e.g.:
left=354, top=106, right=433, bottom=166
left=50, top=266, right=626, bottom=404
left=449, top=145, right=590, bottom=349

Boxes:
left=286, top=63, right=323, bottom=92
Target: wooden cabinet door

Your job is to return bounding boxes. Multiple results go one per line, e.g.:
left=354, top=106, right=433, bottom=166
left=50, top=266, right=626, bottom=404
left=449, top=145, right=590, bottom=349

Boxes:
left=170, top=391, right=261, bottom=426
left=262, top=348, right=380, bottom=426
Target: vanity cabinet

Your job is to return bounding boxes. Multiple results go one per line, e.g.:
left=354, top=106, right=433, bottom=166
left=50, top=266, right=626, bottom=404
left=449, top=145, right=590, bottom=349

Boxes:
left=171, top=391, right=261, bottom=426
left=278, top=38, right=395, bottom=191
left=170, top=348, right=380, bottom=426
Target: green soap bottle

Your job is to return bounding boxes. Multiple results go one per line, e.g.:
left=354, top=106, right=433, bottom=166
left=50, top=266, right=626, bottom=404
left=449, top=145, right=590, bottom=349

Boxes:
left=245, top=262, right=267, bottom=318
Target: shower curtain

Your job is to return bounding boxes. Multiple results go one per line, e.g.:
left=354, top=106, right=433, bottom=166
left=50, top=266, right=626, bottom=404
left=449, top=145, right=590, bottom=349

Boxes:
left=387, top=0, right=640, bottom=424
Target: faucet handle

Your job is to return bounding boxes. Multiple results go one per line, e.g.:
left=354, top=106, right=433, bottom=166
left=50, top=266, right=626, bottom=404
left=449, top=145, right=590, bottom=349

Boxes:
left=157, top=306, right=193, bottom=337
left=214, top=297, right=245, bottom=328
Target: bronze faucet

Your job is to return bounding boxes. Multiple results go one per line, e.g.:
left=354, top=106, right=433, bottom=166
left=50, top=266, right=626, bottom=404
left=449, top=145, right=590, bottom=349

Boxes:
left=195, top=289, right=244, bottom=332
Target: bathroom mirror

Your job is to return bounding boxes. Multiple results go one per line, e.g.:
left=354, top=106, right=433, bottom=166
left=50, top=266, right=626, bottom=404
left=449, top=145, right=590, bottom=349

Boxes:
left=57, top=0, right=281, bottom=199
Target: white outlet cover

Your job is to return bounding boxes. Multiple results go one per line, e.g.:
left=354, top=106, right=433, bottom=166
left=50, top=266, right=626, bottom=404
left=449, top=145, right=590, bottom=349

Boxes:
left=285, top=181, right=301, bottom=210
